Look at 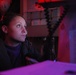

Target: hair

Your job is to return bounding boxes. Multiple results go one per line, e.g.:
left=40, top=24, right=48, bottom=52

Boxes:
left=2, top=12, right=21, bottom=26
left=0, top=12, right=23, bottom=39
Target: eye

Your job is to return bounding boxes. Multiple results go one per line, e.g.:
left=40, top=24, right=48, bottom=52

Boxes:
left=16, top=24, right=21, bottom=28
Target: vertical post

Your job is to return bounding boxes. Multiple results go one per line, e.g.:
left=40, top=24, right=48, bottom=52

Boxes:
left=43, top=8, right=56, bottom=60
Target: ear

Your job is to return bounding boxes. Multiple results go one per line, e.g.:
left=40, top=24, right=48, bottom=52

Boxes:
left=2, top=25, right=8, bottom=33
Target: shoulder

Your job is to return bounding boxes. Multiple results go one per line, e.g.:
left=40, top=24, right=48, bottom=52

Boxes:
left=0, top=38, right=3, bottom=41
left=21, top=39, right=33, bottom=53
left=25, top=39, right=32, bottom=45
left=24, top=39, right=32, bottom=47
left=0, top=38, right=4, bottom=45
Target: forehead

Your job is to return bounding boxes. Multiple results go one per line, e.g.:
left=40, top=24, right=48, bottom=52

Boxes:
left=9, top=16, right=27, bottom=26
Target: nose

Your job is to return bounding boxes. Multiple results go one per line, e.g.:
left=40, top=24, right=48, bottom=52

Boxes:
left=22, top=27, right=27, bottom=35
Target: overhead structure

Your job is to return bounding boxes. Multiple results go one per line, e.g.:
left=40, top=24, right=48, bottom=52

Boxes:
left=36, top=0, right=69, bottom=60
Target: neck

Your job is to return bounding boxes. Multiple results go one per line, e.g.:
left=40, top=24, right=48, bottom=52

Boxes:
left=4, top=37, right=21, bottom=47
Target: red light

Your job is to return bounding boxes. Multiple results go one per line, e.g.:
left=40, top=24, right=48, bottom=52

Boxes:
left=51, top=0, right=62, bottom=2
left=38, top=0, right=63, bottom=3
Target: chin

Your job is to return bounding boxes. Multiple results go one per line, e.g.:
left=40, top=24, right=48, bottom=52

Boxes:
left=20, top=37, right=26, bottom=41
left=13, top=39, right=25, bottom=43
left=21, top=40, right=25, bottom=42
left=10, top=37, right=26, bottom=43
left=19, top=39, right=25, bottom=42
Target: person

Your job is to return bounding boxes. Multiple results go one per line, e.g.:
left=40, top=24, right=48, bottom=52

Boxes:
left=0, top=12, right=42, bottom=71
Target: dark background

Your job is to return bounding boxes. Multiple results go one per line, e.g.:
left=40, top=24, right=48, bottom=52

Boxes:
left=7, top=0, right=20, bottom=14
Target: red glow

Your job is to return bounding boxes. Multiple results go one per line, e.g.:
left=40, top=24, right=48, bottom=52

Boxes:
left=38, top=0, right=63, bottom=3
left=0, top=0, right=12, bottom=13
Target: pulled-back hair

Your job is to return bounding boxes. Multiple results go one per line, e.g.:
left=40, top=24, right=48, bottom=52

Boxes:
left=0, top=12, right=21, bottom=39
left=1, top=12, right=20, bottom=26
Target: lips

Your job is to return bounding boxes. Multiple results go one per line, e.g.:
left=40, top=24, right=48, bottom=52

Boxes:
left=21, top=35, right=26, bottom=37
left=21, top=33, right=26, bottom=36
